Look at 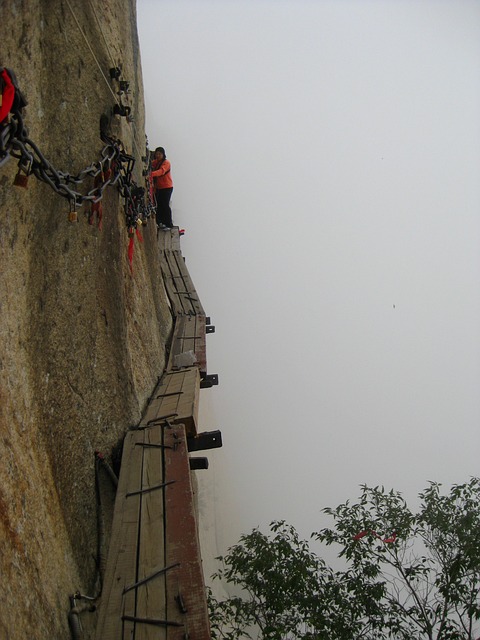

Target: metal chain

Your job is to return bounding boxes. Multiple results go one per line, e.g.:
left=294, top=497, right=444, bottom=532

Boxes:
left=0, top=80, right=156, bottom=228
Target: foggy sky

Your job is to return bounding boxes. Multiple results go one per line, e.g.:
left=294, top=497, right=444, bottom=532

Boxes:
left=137, top=0, right=480, bottom=572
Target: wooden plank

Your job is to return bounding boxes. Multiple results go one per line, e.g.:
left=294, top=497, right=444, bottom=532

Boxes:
left=160, top=250, right=205, bottom=317
left=161, top=251, right=192, bottom=316
left=95, top=430, right=145, bottom=640
left=171, top=228, right=182, bottom=251
left=193, top=314, right=207, bottom=373
left=166, top=315, right=187, bottom=371
left=164, top=425, right=211, bottom=640
left=160, top=267, right=186, bottom=317
left=159, top=256, right=185, bottom=316
left=154, top=372, right=185, bottom=424
left=139, top=367, right=200, bottom=450
left=139, top=374, right=184, bottom=429
left=136, top=425, right=167, bottom=640
left=171, top=369, right=199, bottom=437
left=168, top=315, right=207, bottom=373
left=139, top=376, right=175, bottom=428
left=170, top=251, right=206, bottom=316
left=159, top=227, right=181, bottom=251
left=140, top=370, right=200, bottom=437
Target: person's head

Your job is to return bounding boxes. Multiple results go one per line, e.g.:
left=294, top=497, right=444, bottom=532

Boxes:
left=154, top=147, right=166, bottom=161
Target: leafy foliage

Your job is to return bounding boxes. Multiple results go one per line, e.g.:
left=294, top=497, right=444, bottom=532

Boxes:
left=209, top=479, right=480, bottom=640
left=209, top=521, right=329, bottom=639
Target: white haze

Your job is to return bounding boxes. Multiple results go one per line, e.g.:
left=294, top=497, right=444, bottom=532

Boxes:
left=137, top=0, right=480, bottom=581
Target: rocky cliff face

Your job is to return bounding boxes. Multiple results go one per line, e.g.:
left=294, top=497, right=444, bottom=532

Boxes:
left=0, top=2, right=172, bottom=638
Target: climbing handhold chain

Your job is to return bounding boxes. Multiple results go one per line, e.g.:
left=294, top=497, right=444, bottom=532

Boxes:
left=0, top=67, right=156, bottom=264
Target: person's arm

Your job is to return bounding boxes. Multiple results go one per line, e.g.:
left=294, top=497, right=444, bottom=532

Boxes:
left=151, top=160, right=171, bottom=177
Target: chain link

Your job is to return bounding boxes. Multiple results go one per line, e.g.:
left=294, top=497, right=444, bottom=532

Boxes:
left=0, top=76, right=155, bottom=228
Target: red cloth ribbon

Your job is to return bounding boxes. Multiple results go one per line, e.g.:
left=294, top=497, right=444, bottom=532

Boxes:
left=353, top=531, right=369, bottom=540
left=354, top=530, right=397, bottom=543
left=0, top=69, right=15, bottom=124
left=88, top=169, right=113, bottom=230
left=128, top=234, right=135, bottom=272
left=89, top=201, right=103, bottom=230
left=381, top=533, right=397, bottom=543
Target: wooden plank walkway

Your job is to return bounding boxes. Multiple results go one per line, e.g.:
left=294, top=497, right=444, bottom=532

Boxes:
left=97, top=227, right=215, bottom=639
left=159, top=231, right=215, bottom=380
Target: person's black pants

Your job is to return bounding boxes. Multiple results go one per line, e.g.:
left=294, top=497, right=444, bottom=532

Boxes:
left=155, top=188, right=173, bottom=227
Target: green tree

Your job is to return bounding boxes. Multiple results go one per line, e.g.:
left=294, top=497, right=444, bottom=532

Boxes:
left=209, top=478, right=480, bottom=640
left=208, top=521, right=329, bottom=640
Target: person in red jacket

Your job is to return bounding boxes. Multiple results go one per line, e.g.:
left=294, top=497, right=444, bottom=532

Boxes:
left=151, top=146, right=174, bottom=228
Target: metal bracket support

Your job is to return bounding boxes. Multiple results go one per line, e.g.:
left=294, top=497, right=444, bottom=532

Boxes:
left=126, top=480, right=175, bottom=497
left=156, top=391, right=184, bottom=398
left=123, top=562, right=181, bottom=594
left=141, top=413, right=178, bottom=429
left=135, top=443, right=173, bottom=450
left=122, top=615, right=183, bottom=628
